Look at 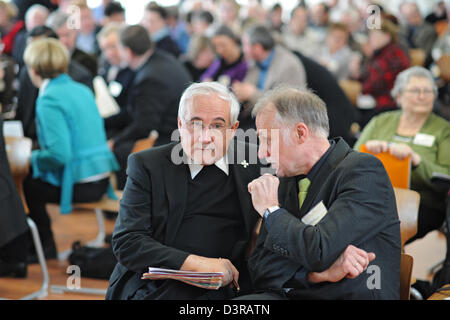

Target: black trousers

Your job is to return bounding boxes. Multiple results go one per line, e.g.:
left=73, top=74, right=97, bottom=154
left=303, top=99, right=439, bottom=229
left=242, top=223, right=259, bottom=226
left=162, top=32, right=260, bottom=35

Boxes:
left=23, top=174, right=109, bottom=245
left=407, top=202, right=446, bottom=244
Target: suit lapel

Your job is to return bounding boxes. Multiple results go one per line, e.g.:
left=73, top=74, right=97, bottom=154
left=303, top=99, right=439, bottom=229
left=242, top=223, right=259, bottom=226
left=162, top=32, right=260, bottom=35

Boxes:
left=163, top=143, right=188, bottom=246
left=299, top=138, right=350, bottom=216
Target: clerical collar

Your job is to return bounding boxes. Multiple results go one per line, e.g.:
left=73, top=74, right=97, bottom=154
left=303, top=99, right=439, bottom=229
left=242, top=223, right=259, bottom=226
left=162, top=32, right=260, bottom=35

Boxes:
left=188, top=156, right=229, bottom=179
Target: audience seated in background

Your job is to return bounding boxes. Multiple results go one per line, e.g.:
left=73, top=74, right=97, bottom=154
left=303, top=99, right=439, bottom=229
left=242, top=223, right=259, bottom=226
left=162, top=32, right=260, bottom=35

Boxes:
left=293, top=51, right=357, bottom=146
left=12, top=4, right=49, bottom=72
left=97, top=22, right=136, bottom=135
left=0, top=0, right=24, bottom=55
left=141, top=3, right=181, bottom=58
left=107, top=25, right=191, bottom=190
left=399, top=2, right=438, bottom=67
left=191, top=10, right=215, bottom=38
left=354, top=66, right=450, bottom=247
left=103, top=1, right=125, bottom=25
left=281, top=5, right=321, bottom=59
left=217, top=0, right=241, bottom=37
left=14, top=25, right=94, bottom=148
left=182, top=34, right=215, bottom=82
left=22, top=38, right=119, bottom=262
left=201, top=25, right=247, bottom=85
left=315, top=22, right=356, bottom=80
left=73, top=1, right=102, bottom=57
left=232, top=24, right=306, bottom=130
left=241, top=87, right=400, bottom=300
left=46, top=10, right=98, bottom=77
left=0, top=115, right=29, bottom=278
left=309, top=2, right=331, bottom=43
left=352, top=19, right=410, bottom=127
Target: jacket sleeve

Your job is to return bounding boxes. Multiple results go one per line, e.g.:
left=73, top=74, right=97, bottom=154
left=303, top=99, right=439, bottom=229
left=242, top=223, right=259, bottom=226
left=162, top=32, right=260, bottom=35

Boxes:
left=111, top=153, right=189, bottom=273
left=263, top=154, right=398, bottom=272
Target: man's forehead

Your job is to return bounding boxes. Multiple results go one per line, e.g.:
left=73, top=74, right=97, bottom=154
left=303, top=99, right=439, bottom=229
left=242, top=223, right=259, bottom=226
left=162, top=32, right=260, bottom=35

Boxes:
left=186, top=94, right=230, bottom=120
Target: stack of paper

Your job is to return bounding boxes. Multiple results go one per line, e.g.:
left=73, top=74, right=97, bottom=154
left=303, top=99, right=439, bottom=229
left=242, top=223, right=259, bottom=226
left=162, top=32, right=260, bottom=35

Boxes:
left=142, top=267, right=224, bottom=290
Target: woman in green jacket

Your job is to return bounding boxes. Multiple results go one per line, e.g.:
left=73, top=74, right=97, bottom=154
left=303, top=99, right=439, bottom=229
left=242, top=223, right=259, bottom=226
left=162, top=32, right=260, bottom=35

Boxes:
left=354, top=66, right=450, bottom=243
left=22, top=38, right=119, bottom=261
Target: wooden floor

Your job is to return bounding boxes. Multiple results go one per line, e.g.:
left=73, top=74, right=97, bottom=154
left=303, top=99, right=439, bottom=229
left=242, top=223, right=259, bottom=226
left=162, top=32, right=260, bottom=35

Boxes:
left=0, top=203, right=447, bottom=300
left=0, top=204, right=116, bottom=300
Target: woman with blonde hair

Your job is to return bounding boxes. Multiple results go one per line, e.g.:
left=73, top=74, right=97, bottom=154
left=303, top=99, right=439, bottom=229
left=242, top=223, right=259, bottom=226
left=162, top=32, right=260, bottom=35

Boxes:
left=22, top=38, right=119, bottom=261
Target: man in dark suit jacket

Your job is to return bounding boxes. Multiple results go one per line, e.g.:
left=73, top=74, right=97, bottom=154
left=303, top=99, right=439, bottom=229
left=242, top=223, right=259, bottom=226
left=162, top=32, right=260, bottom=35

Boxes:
left=106, top=82, right=261, bottom=300
left=141, top=3, right=181, bottom=58
left=0, top=116, right=29, bottom=277
left=244, top=87, right=401, bottom=300
left=108, top=25, right=191, bottom=189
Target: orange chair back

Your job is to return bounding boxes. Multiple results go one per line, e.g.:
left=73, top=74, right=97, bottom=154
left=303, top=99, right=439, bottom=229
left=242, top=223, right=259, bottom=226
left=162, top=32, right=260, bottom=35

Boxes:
left=360, top=145, right=411, bottom=189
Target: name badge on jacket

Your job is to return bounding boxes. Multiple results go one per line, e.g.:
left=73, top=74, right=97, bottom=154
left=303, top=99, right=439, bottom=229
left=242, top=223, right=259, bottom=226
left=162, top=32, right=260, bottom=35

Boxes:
left=301, top=201, right=328, bottom=226
left=413, top=133, right=435, bottom=147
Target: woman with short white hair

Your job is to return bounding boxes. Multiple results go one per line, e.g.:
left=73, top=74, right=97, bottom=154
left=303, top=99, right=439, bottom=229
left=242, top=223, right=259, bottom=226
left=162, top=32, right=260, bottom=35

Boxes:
left=354, top=66, right=450, bottom=243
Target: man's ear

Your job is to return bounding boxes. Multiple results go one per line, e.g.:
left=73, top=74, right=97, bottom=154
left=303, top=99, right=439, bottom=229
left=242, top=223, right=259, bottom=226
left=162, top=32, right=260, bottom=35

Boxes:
left=294, top=122, right=309, bottom=144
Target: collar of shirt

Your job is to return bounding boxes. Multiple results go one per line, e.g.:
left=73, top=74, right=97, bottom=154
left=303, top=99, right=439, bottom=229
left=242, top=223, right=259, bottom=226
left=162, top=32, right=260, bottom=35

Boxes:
left=38, top=78, right=51, bottom=96
left=188, top=156, right=229, bottom=179
left=296, top=139, right=336, bottom=183
left=256, top=48, right=275, bottom=70
left=152, top=26, right=171, bottom=43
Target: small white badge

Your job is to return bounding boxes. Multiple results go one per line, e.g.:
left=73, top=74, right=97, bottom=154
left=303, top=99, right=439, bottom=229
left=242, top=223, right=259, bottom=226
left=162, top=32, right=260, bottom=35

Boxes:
left=109, top=81, right=123, bottom=97
left=301, top=201, right=328, bottom=226
left=413, top=133, right=435, bottom=147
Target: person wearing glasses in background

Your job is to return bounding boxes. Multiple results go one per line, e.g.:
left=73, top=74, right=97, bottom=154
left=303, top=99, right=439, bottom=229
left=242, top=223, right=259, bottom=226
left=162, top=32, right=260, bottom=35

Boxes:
left=355, top=66, right=450, bottom=247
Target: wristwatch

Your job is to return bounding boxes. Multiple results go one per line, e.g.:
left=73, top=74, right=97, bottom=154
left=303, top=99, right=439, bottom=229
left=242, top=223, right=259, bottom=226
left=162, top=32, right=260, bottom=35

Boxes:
left=264, top=205, right=280, bottom=220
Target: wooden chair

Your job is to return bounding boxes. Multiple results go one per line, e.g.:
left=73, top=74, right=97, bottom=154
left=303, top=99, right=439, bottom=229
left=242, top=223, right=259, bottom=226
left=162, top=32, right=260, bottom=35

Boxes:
left=5, top=136, right=32, bottom=212
left=3, top=136, right=50, bottom=300
left=394, top=187, right=420, bottom=300
left=409, top=49, right=426, bottom=67
left=359, top=145, right=411, bottom=189
left=437, top=54, right=450, bottom=83
left=131, top=130, right=159, bottom=154
left=338, top=79, right=362, bottom=107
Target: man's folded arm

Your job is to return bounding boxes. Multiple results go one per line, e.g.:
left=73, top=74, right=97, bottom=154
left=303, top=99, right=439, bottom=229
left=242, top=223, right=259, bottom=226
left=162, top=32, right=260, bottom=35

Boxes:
left=264, top=156, right=395, bottom=272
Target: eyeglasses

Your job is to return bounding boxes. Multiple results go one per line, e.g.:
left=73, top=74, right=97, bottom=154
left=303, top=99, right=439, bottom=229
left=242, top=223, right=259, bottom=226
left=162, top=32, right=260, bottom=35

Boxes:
left=403, top=88, right=435, bottom=96
left=184, top=120, right=230, bottom=133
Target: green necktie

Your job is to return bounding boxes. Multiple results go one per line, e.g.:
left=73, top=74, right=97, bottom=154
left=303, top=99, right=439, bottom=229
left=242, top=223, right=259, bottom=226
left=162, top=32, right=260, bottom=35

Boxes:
left=298, top=177, right=311, bottom=210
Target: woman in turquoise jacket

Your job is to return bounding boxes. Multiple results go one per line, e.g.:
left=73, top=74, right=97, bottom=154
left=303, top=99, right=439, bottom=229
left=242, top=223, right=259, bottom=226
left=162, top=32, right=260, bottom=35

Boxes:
left=22, top=38, right=119, bottom=261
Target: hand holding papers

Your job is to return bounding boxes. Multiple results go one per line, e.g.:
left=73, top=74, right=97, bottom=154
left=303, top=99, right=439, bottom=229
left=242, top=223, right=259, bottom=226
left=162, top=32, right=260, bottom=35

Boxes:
left=142, top=267, right=224, bottom=290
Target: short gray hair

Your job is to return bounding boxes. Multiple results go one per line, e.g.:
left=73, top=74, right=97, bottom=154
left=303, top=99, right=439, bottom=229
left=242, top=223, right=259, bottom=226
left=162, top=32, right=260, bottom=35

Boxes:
left=391, top=66, right=438, bottom=97
left=253, top=86, right=330, bottom=138
left=244, top=24, right=275, bottom=51
left=46, top=11, right=69, bottom=31
left=178, top=82, right=240, bottom=124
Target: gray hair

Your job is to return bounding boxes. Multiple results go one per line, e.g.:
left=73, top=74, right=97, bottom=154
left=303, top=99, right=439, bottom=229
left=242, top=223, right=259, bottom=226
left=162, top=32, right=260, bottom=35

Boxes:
left=178, top=82, right=240, bottom=125
left=391, top=66, right=438, bottom=97
left=25, top=4, right=49, bottom=29
left=97, top=22, right=123, bottom=42
left=244, top=24, right=275, bottom=51
left=46, top=11, right=69, bottom=31
left=253, top=86, right=330, bottom=138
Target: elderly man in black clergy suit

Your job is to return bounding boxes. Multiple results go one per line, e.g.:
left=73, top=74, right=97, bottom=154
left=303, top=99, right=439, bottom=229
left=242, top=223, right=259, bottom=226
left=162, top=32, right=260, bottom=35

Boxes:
left=105, top=82, right=377, bottom=300
left=243, top=86, right=401, bottom=300
left=108, top=24, right=191, bottom=190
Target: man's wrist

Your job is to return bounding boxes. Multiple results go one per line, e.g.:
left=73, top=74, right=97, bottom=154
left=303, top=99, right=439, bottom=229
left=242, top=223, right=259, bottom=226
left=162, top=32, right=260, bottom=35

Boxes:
left=263, top=205, right=280, bottom=220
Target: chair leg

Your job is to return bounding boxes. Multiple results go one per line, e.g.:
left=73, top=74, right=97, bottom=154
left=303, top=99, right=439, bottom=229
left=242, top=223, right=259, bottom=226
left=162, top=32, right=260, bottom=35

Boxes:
left=15, top=218, right=49, bottom=300
left=52, top=209, right=107, bottom=297
left=86, top=209, right=106, bottom=248
left=58, top=208, right=106, bottom=261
